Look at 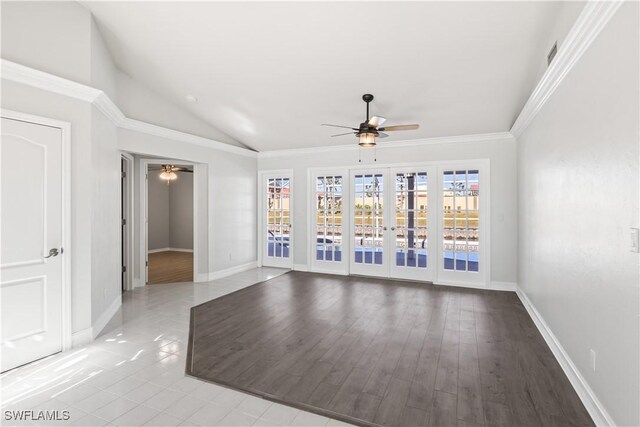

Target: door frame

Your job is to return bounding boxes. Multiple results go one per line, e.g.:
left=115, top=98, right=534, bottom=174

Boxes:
left=305, top=159, right=491, bottom=288
left=258, top=169, right=294, bottom=269
left=140, top=158, right=199, bottom=285
left=1, top=109, right=72, bottom=352
left=120, top=153, right=135, bottom=291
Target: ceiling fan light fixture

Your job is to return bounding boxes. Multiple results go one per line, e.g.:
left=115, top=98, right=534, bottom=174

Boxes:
left=358, top=132, right=376, bottom=147
left=160, top=170, right=178, bottom=181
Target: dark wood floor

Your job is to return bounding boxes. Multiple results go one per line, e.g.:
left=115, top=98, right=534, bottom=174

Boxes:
left=186, top=272, right=593, bottom=427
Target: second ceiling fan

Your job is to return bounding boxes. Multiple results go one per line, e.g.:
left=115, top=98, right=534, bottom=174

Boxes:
left=322, top=94, right=420, bottom=147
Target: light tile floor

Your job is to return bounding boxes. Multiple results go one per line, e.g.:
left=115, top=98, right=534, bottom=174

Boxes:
left=1, top=268, right=353, bottom=427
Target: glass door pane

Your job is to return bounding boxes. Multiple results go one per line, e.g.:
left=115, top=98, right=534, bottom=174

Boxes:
left=264, top=175, right=292, bottom=268
left=389, top=170, right=434, bottom=281
left=351, top=171, right=387, bottom=277
left=315, top=175, right=343, bottom=263
left=442, top=169, right=479, bottom=272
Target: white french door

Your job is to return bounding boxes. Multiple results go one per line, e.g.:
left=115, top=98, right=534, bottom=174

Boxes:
left=349, top=168, right=436, bottom=281
left=389, top=168, right=436, bottom=281
left=262, top=172, right=293, bottom=268
left=437, top=167, right=485, bottom=286
left=310, top=171, right=348, bottom=274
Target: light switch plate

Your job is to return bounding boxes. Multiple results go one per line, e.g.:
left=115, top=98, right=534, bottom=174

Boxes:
left=631, top=228, right=640, bottom=253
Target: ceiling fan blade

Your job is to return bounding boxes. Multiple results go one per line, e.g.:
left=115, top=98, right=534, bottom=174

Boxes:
left=378, top=124, right=420, bottom=132
left=331, top=132, right=356, bottom=137
left=377, top=132, right=389, bottom=139
left=322, top=124, right=358, bottom=130
left=368, top=116, right=386, bottom=127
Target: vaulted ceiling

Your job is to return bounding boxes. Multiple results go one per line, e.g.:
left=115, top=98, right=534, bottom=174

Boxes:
left=84, top=1, right=561, bottom=151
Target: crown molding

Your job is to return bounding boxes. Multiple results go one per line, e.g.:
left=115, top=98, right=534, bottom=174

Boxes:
left=257, top=132, right=514, bottom=159
left=1, top=59, right=257, bottom=158
left=510, top=0, right=623, bottom=138
left=2, top=60, right=101, bottom=103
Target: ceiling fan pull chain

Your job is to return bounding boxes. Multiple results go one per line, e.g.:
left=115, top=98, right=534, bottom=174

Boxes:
left=358, top=146, right=362, bottom=163
left=374, top=146, right=377, bottom=162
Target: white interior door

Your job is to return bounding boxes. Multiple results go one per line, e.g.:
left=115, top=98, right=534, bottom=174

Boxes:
left=262, top=172, right=293, bottom=268
left=1, top=117, right=64, bottom=372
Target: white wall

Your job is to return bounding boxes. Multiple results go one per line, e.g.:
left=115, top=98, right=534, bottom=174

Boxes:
left=147, top=171, right=171, bottom=250
left=90, top=107, right=121, bottom=326
left=1, top=1, right=91, bottom=85
left=517, top=3, right=639, bottom=426
left=114, top=71, right=244, bottom=149
left=258, top=135, right=518, bottom=285
left=147, top=169, right=194, bottom=251
left=120, top=129, right=257, bottom=283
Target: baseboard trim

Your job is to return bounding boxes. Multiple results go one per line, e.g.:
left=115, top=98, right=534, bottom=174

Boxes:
left=71, top=328, right=93, bottom=348
left=489, top=281, right=517, bottom=291
left=515, top=287, right=614, bottom=426
left=147, top=247, right=194, bottom=254
left=92, top=296, right=122, bottom=340
left=434, top=279, right=490, bottom=291
left=194, top=273, right=210, bottom=283
left=148, top=247, right=170, bottom=254
left=209, top=261, right=259, bottom=281
left=293, top=264, right=309, bottom=272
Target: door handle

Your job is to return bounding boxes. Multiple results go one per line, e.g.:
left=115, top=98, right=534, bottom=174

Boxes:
left=391, top=227, right=396, bottom=231
left=44, top=248, right=61, bottom=259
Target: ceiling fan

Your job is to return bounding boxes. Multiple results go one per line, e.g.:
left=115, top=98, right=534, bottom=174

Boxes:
left=322, top=94, right=420, bottom=147
left=148, top=164, right=193, bottom=183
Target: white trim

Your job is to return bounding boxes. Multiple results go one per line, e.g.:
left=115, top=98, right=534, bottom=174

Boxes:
left=515, top=287, right=615, bottom=427
left=1, top=59, right=257, bottom=158
left=120, top=153, right=135, bottom=292
left=510, top=1, right=623, bottom=137
left=258, top=132, right=513, bottom=159
left=95, top=92, right=126, bottom=126
left=71, top=328, right=93, bottom=348
left=1, top=110, right=73, bottom=353
left=1, top=61, right=101, bottom=103
left=148, top=247, right=194, bottom=254
left=91, top=296, right=122, bottom=340
left=148, top=247, right=171, bottom=254
left=489, top=281, right=517, bottom=292
left=208, top=261, right=259, bottom=281
left=195, top=273, right=210, bottom=283
left=293, top=264, right=309, bottom=272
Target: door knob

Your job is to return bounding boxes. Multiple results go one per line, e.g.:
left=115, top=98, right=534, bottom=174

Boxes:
left=44, top=248, right=61, bottom=258
left=391, top=227, right=396, bottom=231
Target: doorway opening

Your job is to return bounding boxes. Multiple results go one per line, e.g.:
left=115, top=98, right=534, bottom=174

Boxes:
left=144, top=160, right=195, bottom=284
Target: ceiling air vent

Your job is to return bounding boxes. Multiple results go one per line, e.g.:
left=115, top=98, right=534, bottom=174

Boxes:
left=547, top=41, right=558, bottom=66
